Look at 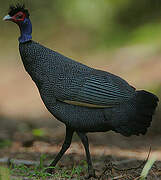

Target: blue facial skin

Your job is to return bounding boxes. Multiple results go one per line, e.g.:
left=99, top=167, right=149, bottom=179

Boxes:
left=18, top=18, right=32, bottom=43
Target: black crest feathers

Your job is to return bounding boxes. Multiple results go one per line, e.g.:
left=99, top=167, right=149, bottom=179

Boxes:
left=8, top=3, right=29, bottom=17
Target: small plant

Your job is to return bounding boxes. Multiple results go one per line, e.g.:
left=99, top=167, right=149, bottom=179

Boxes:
left=32, top=128, right=46, bottom=137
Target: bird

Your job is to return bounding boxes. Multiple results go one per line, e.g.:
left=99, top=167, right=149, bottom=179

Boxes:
left=3, top=4, right=159, bottom=178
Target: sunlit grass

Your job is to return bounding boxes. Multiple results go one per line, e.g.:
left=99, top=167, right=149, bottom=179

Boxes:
left=140, top=155, right=157, bottom=180
left=0, top=166, right=10, bottom=180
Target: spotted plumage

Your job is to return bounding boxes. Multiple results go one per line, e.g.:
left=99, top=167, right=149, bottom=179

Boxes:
left=4, top=4, right=159, bottom=178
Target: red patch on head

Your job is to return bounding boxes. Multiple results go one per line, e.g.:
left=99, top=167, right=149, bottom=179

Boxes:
left=12, top=11, right=26, bottom=23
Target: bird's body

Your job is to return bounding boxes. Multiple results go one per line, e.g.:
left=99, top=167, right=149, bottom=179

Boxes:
left=4, top=4, right=159, bottom=178
left=19, top=40, right=156, bottom=136
left=19, top=40, right=135, bottom=134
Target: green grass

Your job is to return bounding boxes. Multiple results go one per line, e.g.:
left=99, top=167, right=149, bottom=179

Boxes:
left=0, top=154, right=158, bottom=179
left=10, top=164, right=85, bottom=179
left=0, top=155, right=87, bottom=179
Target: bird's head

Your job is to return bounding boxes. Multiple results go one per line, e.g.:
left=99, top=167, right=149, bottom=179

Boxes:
left=3, top=4, right=29, bottom=24
left=3, top=4, right=32, bottom=43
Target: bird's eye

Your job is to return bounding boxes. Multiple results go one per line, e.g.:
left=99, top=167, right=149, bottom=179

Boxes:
left=16, top=14, right=23, bottom=19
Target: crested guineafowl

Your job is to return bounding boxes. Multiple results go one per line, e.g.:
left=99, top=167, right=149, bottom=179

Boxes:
left=3, top=4, right=159, bottom=178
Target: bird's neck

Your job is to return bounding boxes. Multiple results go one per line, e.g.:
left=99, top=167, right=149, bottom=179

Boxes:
left=18, top=18, right=32, bottom=43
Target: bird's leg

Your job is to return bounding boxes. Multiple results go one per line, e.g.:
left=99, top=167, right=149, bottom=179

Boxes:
left=46, top=127, right=74, bottom=174
left=77, top=132, right=96, bottom=179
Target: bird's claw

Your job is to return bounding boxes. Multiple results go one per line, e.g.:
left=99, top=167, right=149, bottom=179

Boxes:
left=45, top=167, right=55, bottom=175
left=85, top=169, right=97, bottom=179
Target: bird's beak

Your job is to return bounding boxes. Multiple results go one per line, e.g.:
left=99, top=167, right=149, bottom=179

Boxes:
left=3, top=15, right=12, bottom=21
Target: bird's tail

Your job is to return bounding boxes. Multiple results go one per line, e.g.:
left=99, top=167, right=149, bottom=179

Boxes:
left=110, top=90, right=159, bottom=136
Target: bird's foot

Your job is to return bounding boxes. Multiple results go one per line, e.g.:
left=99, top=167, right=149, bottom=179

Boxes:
left=85, top=169, right=96, bottom=179
left=45, top=166, right=55, bottom=175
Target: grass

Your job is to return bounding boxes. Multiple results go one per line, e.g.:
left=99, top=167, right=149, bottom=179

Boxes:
left=0, top=154, right=87, bottom=180
left=9, top=164, right=85, bottom=179
left=0, top=154, right=158, bottom=179
left=0, top=167, right=10, bottom=180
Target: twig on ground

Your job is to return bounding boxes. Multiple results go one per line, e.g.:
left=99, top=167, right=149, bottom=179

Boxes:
left=99, top=147, right=152, bottom=179
left=112, top=147, right=151, bottom=172
left=112, top=175, right=126, bottom=179
left=133, top=176, right=141, bottom=180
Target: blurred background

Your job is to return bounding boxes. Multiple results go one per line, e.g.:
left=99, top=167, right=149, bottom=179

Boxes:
left=0, top=0, right=161, bottom=160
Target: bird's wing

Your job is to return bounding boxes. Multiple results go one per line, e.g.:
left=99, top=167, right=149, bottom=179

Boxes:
left=58, top=70, right=135, bottom=108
